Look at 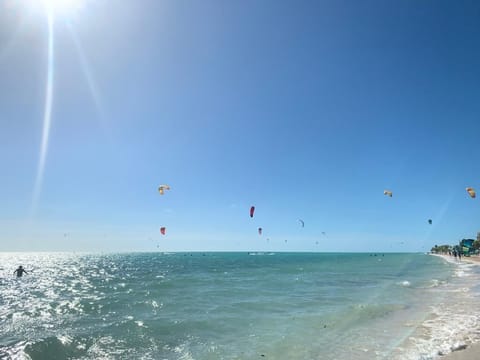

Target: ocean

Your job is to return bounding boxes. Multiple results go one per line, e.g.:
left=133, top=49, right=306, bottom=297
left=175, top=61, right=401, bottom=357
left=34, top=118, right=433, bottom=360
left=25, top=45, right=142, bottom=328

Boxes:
left=1, top=252, right=479, bottom=360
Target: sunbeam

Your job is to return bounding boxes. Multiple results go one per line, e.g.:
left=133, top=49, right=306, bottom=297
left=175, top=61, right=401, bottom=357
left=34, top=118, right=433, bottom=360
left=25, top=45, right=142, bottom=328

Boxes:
left=31, top=9, right=54, bottom=216
left=67, top=24, right=112, bottom=142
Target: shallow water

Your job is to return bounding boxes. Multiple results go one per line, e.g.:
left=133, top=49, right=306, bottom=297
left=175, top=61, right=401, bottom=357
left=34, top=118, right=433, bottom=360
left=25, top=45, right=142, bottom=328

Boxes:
left=0, top=252, right=476, bottom=359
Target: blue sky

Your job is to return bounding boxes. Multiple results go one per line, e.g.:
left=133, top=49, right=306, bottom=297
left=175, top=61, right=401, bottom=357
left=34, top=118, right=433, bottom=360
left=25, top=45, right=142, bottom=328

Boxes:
left=1, top=0, right=480, bottom=252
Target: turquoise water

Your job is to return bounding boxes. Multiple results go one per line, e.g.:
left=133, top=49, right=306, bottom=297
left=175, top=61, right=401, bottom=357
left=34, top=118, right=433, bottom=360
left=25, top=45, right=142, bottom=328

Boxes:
left=1, top=252, right=478, bottom=359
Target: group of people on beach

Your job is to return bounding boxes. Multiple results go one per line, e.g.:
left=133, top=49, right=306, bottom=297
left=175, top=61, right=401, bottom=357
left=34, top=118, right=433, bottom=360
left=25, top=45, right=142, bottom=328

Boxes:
left=450, top=249, right=462, bottom=260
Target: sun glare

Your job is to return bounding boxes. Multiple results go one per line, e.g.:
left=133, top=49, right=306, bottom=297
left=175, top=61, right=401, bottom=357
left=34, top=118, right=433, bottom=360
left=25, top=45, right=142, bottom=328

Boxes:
left=41, top=0, right=83, bottom=14
left=20, top=0, right=84, bottom=18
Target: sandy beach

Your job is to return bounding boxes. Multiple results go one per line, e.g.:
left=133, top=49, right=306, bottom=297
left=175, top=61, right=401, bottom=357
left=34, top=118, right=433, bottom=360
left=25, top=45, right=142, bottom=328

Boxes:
left=458, top=254, right=480, bottom=265
left=433, top=254, right=480, bottom=359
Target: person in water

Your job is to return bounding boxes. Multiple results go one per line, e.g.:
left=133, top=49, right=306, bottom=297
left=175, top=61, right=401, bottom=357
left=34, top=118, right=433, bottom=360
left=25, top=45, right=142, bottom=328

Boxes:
left=13, top=266, right=28, bottom=277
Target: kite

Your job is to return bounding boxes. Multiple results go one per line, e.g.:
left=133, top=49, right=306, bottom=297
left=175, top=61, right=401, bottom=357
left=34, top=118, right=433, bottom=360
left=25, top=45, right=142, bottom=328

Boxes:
left=298, top=219, right=305, bottom=228
left=250, top=206, right=255, bottom=218
left=258, top=227, right=262, bottom=235
left=428, top=219, right=432, bottom=225
left=158, top=185, right=171, bottom=195
left=384, top=190, right=393, bottom=197
left=466, top=187, right=476, bottom=198
left=160, top=227, right=166, bottom=235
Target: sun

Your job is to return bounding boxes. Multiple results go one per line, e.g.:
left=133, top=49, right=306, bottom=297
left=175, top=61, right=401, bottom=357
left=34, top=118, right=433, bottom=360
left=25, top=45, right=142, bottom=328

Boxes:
left=17, top=0, right=85, bottom=18
left=41, top=0, right=84, bottom=16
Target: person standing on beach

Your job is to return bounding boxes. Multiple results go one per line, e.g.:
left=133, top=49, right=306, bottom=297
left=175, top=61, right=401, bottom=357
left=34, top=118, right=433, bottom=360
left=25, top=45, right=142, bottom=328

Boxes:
left=13, top=266, right=28, bottom=277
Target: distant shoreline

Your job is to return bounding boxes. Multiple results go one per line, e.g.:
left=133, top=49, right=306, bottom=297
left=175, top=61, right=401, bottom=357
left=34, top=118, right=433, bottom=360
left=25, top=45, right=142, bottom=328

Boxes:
left=431, top=252, right=480, bottom=265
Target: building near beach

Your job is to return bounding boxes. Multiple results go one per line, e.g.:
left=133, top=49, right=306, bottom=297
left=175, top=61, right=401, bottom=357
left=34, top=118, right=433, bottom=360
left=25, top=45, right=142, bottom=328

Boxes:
left=460, top=239, right=475, bottom=256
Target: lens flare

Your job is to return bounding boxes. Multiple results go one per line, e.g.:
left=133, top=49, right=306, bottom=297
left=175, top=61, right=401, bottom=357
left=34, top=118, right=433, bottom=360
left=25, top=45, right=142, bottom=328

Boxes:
left=67, top=24, right=111, bottom=141
left=31, top=9, right=54, bottom=215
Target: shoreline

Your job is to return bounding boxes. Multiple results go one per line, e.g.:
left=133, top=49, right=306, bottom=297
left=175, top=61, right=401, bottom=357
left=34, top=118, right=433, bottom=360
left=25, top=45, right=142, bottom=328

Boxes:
left=431, top=253, right=480, bottom=359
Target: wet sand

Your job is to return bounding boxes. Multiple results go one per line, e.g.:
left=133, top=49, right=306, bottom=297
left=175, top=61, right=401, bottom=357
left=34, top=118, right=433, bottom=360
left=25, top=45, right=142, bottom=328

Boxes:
left=434, top=254, right=480, bottom=359
left=441, top=343, right=480, bottom=359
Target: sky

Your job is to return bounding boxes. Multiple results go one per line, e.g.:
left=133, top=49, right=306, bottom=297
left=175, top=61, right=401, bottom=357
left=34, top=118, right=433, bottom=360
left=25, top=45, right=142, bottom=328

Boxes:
left=1, top=0, right=480, bottom=252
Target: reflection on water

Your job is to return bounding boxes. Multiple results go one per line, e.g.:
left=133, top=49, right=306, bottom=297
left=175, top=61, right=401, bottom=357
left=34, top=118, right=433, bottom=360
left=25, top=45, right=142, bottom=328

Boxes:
left=0, top=253, right=145, bottom=359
